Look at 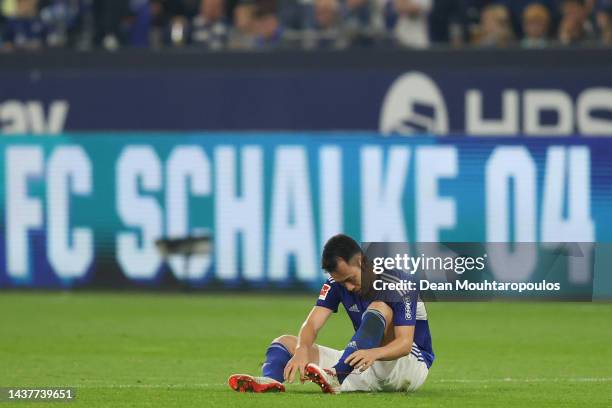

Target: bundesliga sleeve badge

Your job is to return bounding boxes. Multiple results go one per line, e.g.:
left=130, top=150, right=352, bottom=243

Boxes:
left=319, top=284, right=331, bottom=300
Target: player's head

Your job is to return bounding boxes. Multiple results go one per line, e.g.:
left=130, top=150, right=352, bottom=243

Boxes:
left=321, top=234, right=362, bottom=293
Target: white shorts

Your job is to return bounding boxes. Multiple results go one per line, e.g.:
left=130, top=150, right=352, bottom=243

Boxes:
left=317, top=344, right=429, bottom=392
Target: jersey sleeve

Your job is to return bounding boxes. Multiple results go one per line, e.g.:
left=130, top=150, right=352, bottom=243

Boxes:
left=389, top=293, right=418, bottom=326
left=315, top=278, right=341, bottom=312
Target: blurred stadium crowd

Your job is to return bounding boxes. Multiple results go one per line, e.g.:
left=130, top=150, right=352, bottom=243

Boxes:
left=1, top=0, right=611, bottom=51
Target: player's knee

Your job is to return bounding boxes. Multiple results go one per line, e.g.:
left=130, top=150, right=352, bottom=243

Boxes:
left=367, top=301, right=392, bottom=324
left=272, top=334, right=297, bottom=354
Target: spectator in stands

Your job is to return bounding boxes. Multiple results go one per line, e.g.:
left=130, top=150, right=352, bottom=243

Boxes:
left=428, top=0, right=465, bottom=46
left=190, top=0, right=228, bottom=49
left=274, top=0, right=310, bottom=48
left=585, top=0, right=597, bottom=15
left=172, top=0, right=202, bottom=19
left=558, top=0, right=595, bottom=45
left=228, top=0, right=256, bottom=49
left=151, top=0, right=201, bottom=24
left=253, top=1, right=283, bottom=48
left=493, top=0, right=555, bottom=38
left=343, top=0, right=375, bottom=46
left=92, top=0, right=129, bottom=50
left=474, top=4, right=515, bottom=47
left=126, top=0, right=152, bottom=48
left=38, top=0, right=86, bottom=49
left=304, top=0, right=348, bottom=49
left=388, top=0, right=432, bottom=48
left=0, top=5, right=6, bottom=47
left=2, top=0, right=611, bottom=50
left=279, top=0, right=306, bottom=31
left=521, top=3, right=551, bottom=48
left=150, top=0, right=201, bottom=47
left=596, top=3, right=612, bottom=44
left=150, top=0, right=169, bottom=48
left=2, top=0, right=48, bottom=50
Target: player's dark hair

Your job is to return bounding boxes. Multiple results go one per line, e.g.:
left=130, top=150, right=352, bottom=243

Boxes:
left=321, top=234, right=362, bottom=273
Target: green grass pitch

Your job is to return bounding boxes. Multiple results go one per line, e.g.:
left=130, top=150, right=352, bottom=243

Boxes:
left=1, top=293, right=611, bottom=407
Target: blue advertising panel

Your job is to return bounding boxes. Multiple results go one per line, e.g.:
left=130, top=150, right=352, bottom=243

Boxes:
left=0, top=133, right=611, bottom=295
left=1, top=52, right=611, bottom=135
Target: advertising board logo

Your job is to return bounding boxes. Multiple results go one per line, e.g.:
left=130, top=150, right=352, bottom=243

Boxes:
left=380, top=72, right=612, bottom=136
left=0, top=100, right=69, bottom=135
left=379, top=72, right=449, bottom=136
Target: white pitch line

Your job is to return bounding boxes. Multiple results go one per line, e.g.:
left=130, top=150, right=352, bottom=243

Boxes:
left=435, top=377, right=612, bottom=383
left=74, top=378, right=612, bottom=389
left=77, top=383, right=225, bottom=389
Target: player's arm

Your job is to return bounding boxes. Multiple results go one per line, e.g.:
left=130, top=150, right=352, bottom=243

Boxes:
left=344, top=322, right=415, bottom=371
left=297, top=306, right=332, bottom=351
left=283, top=306, right=332, bottom=383
left=372, top=292, right=418, bottom=361
left=346, top=294, right=417, bottom=371
left=372, top=324, right=414, bottom=361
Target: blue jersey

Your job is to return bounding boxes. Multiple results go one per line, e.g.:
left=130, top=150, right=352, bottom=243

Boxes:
left=316, top=272, right=435, bottom=368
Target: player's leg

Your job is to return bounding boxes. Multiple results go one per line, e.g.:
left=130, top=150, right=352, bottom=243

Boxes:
left=382, top=351, right=430, bottom=392
left=333, top=301, right=391, bottom=382
left=306, top=301, right=392, bottom=393
left=339, top=311, right=430, bottom=393
left=266, top=335, right=345, bottom=379
left=228, top=334, right=326, bottom=393
left=266, top=334, right=319, bottom=359
left=261, top=335, right=295, bottom=383
left=316, top=344, right=344, bottom=370
left=227, top=374, right=286, bottom=393
left=228, top=334, right=294, bottom=392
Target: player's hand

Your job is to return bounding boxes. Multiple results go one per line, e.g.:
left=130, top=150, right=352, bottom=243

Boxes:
left=283, top=346, right=309, bottom=383
left=345, top=349, right=379, bottom=372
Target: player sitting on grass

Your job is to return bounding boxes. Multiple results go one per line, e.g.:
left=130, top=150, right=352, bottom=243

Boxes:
left=228, top=234, right=434, bottom=394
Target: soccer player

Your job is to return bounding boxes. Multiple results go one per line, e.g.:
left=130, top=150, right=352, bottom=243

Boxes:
left=228, top=234, right=434, bottom=394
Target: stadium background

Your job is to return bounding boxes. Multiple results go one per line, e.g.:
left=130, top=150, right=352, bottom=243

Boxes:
left=2, top=50, right=612, bottom=292
left=1, top=0, right=612, bottom=406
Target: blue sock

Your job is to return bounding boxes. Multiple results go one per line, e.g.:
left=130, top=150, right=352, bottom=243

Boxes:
left=334, top=309, right=386, bottom=384
left=261, top=342, right=291, bottom=383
